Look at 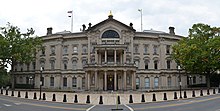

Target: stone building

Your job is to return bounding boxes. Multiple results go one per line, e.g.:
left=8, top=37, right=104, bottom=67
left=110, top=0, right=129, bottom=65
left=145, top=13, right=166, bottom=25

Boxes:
left=12, top=13, right=205, bottom=91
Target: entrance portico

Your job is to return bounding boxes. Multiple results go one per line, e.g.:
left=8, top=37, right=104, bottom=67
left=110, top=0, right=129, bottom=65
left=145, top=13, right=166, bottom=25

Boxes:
left=84, top=69, right=136, bottom=91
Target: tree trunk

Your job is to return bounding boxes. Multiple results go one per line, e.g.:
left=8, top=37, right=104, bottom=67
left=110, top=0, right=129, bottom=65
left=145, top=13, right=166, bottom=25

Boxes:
left=206, top=74, right=211, bottom=88
left=11, top=60, right=15, bottom=89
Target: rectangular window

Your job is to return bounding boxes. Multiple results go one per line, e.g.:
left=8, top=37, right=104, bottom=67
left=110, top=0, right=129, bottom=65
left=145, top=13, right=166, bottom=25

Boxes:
left=154, top=77, right=159, bottom=88
left=50, top=60, right=55, bottom=70
left=51, top=46, right=55, bottom=55
left=32, top=62, right=36, bottom=70
left=72, top=77, right=77, bottom=88
left=82, top=77, right=85, bottom=88
left=41, top=77, right=44, bottom=86
left=167, top=60, right=171, bottom=69
left=145, top=77, right=150, bottom=88
left=63, top=46, right=68, bottom=55
left=134, top=44, right=139, bottom=53
left=63, top=77, right=67, bottom=87
left=41, top=47, right=45, bottom=55
left=50, top=77, right=54, bottom=86
left=136, top=78, right=140, bottom=89
left=166, top=45, right=171, bottom=54
left=73, top=46, right=78, bottom=53
left=127, top=75, right=131, bottom=85
left=167, top=77, right=171, bottom=88
left=153, top=45, right=158, bottom=54
left=144, top=44, right=149, bottom=54
left=82, top=45, right=88, bottom=54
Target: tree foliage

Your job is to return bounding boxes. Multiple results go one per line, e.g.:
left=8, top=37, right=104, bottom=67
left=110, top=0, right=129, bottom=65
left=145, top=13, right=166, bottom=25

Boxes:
left=0, top=23, right=42, bottom=87
left=0, top=23, right=42, bottom=67
left=172, top=23, right=220, bottom=87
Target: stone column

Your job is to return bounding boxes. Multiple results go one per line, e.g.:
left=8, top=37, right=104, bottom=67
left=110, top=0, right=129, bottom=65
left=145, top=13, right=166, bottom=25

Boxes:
left=123, top=70, right=127, bottom=91
left=95, top=50, right=98, bottom=64
left=85, top=71, right=88, bottom=90
left=95, top=70, right=98, bottom=90
left=114, top=49, right=117, bottom=65
left=132, top=71, right=136, bottom=90
left=88, top=73, right=90, bottom=90
left=105, top=50, right=107, bottom=63
left=123, top=50, right=126, bottom=64
left=104, top=71, right=107, bottom=91
left=114, top=71, right=117, bottom=90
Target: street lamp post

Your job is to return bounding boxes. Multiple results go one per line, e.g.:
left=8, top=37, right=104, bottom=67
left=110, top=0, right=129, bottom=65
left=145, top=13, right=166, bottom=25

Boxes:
left=29, top=76, right=33, bottom=90
left=138, top=9, right=143, bottom=32
left=178, top=65, right=182, bottom=99
left=39, top=67, right=43, bottom=100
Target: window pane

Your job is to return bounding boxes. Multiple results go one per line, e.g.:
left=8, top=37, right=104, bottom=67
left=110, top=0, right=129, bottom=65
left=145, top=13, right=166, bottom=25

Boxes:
left=50, top=77, right=54, bottom=86
left=154, top=77, right=159, bottom=87
left=145, top=78, right=150, bottom=88
left=136, top=78, right=140, bottom=89
left=72, top=77, right=77, bottom=88
left=63, top=77, right=67, bottom=87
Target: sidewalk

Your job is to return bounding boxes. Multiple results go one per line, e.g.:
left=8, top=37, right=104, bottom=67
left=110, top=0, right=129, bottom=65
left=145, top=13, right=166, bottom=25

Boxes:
left=0, top=88, right=218, bottom=105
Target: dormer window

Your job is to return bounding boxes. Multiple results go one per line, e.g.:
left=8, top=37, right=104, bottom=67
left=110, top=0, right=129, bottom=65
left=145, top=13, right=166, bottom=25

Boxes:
left=102, top=30, right=119, bottom=38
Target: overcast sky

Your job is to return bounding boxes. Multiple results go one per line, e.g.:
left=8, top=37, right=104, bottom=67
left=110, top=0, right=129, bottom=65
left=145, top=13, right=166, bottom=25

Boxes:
left=0, top=0, right=220, bottom=37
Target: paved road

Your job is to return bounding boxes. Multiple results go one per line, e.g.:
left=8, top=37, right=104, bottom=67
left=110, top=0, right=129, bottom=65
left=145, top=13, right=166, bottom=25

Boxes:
left=128, top=94, right=220, bottom=111
left=0, top=95, right=93, bottom=111
left=1, top=94, right=220, bottom=111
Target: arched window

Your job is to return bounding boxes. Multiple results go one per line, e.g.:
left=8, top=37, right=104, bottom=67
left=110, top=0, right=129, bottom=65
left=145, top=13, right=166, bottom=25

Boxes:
left=72, top=60, right=77, bottom=70
left=166, top=60, right=171, bottom=69
left=102, top=30, right=119, bottom=38
left=154, top=60, right=158, bottom=69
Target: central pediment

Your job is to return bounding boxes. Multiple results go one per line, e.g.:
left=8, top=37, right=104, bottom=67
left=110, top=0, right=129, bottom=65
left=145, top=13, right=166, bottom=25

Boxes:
left=86, top=15, right=136, bottom=33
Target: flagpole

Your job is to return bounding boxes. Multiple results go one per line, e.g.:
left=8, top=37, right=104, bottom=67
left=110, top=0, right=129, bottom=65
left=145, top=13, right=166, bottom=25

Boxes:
left=71, top=11, right=73, bottom=32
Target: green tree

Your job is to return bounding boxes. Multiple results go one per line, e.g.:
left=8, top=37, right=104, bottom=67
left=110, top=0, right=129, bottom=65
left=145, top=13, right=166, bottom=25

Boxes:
left=0, top=23, right=42, bottom=88
left=172, top=23, right=220, bottom=87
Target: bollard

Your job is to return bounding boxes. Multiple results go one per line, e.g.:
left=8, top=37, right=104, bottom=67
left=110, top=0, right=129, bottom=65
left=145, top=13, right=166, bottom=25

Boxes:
left=18, top=91, right=21, bottom=97
left=192, top=90, right=196, bottom=97
left=163, top=93, right=167, bottom=100
left=11, top=90, right=14, bottom=96
left=213, top=89, right=216, bottom=94
left=43, top=93, right=46, bottom=100
left=63, top=94, right=67, bottom=102
left=152, top=93, right=156, bottom=101
left=86, top=95, right=90, bottom=104
left=117, top=95, right=121, bottom=104
left=129, top=95, right=133, bottom=103
left=33, top=92, right=37, bottom=99
left=141, top=94, right=145, bottom=103
left=25, top=91, right=28, bottom=98
left=52, top=94, right=56, bottom=101
left=200, top=90, right=203, bottom=96
left=5, top=89, right=8, bottom=95
left=207, top=89, right=210, bottom=95
left=174, top=92, right=177, bottom=99
left=99, top=96, right=103, bottom=104
left=184, top=91, right=187, bottom=98
left=74, top=95, right=78, bottom=103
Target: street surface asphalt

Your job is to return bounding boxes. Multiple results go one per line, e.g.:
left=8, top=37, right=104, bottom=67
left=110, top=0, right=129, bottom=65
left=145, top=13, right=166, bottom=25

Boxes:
left=0, top=94, right=220, bottom=111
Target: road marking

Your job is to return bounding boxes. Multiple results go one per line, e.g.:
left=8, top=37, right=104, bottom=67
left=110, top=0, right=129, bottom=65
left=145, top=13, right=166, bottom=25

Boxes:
left=86, top=105, right=96, bottom=111
left=134, top=95, right=220, bottom=110
left=0, top=97, right=87, bottom=110
left=124, top=104, right=134, bottom=111
left=215, top=109, right=220, bottom=111
left=14, top=103, right=22, bottom=105
left=3, top=104, right=12, bottom=107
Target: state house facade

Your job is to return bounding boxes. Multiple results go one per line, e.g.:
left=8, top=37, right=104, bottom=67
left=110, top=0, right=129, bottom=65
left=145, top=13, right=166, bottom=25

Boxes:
left=12, top=14, right=205, bottom=91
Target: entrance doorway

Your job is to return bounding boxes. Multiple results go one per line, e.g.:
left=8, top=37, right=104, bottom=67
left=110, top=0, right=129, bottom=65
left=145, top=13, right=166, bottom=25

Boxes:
left=107, top=75, right=114, bottom=90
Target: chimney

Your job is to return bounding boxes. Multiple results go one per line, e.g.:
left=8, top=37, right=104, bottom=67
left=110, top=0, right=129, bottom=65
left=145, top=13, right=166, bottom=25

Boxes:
left=82, top=24, right=86, bottom=32
left=88, top=23, right=92, bottom=30
left=129, top=22, right=133, bottom=28
left=169, top=27, right=175, bottom=35
left=47, top=27, right=53, bottom=35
